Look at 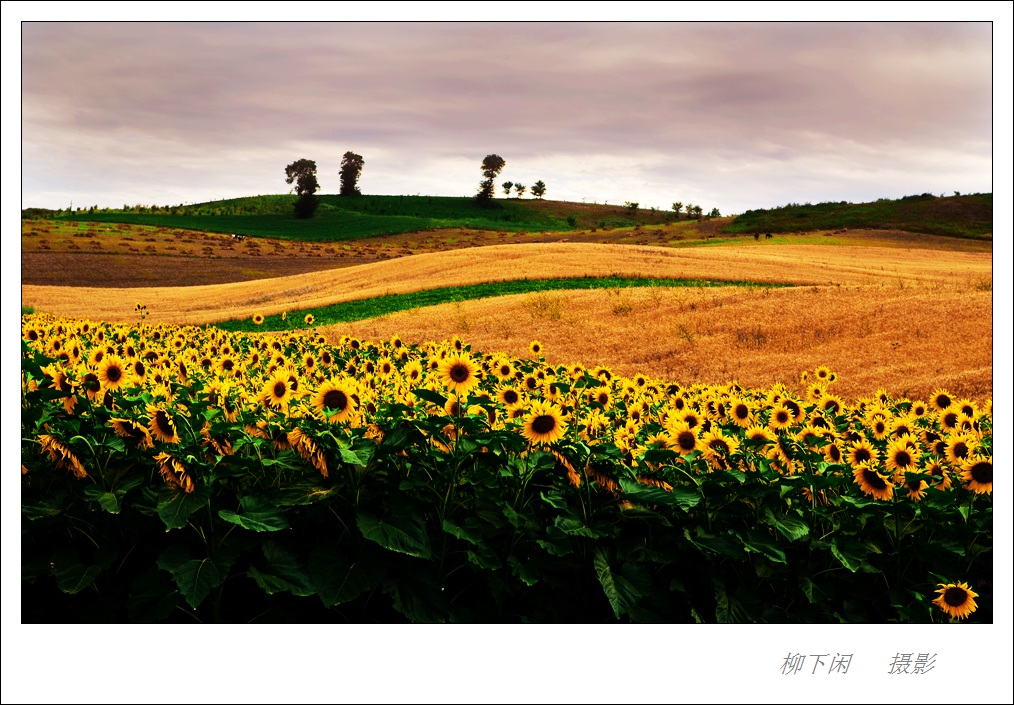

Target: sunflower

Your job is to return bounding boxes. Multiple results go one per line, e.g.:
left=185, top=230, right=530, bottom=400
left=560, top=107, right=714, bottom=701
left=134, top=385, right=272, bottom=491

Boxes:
left=903, top=478, right=928, bottom=502
left=930, top=389, right=953, bottom=411
left=491, top=357, right=515, bottom=382
left=375, top=357, right=395, bottom=380
left=304, top=313, right=315, bottom=326
left=309, top=379, right=355, bottom=424
left=824, top=442, right=843, bottom=464
left=884, top=437, right=920, bottom=475
left=804, top=383, right=825, bottom=403
left=945, top=433, right=978, bottom=465
left=743, top=425, right=776, bottom=448
left=252, top=313, right=265, bottom=326
left=589, top=387, right=612, bottom=409
left=497, top=386, right=524, bottom=409
left=700, top=429, right=739, bottom=471
left=437, top=353, right=481, bottom=396
left=110, top=418, right=154, bottom=449
left=522, top=401, right=567, bottom=446
left=261, top=370, right=293, bottom=410
left=932, top=582, right=979, bottom=620
left=529, top=340, right=543, bottom=357
left=960, top=456, right=992, bottom=495
left=79, top=371, right=102, bottom=400
left=146, top=403, right=180, bottom=444
left=728, top=399, right=752, bottom=428
left=156, top=452, right=195, bottom=493
left=668, top=421, right=700, bottom=456
left=768, top=405, right=794, bottom=431
left=867, top=415, right=890, bottom=441
left=287, top=427, right=328, bottom=477
left=938, top=409, right=961, bottom=432
left=37, top=433, right=88, bottom=479
left=924, top=460, right=952, bottom=491
left=852, top=462, right=894, bottom=501
left=813, top=365, right=834, bottom=383
left=97, top=354, right=129, bottom=391
left=910, top=400, right=929, bottom=418
left=846, top=438, right=880, bottom=469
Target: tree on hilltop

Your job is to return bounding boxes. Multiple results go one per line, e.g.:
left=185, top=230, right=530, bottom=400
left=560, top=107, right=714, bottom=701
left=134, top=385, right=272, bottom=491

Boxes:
left=476, top=154, right=506, bottom=206
left=514, top=183, right=526, bottom=199
left=531, top=180, right=546, bottom=199
left=339, top=151, right=364, bottom=196
left=285, top=158, right=319, bottom=218
left=502, top=181, right=514, bottom=197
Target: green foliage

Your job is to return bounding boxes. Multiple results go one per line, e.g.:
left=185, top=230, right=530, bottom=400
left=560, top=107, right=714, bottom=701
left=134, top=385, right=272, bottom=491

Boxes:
left=285, top=158, right=320, bottom=219
left=531, top=180, right=546, bottom=199
left=215, top=276, right=788, bottom=332
left=727, top=193, right=992, bottom=239
left=50, top=194, right=570, bottom=241
left=476, top=154, right=506, bottom=206
left=339, top=151, right=364, bottom=197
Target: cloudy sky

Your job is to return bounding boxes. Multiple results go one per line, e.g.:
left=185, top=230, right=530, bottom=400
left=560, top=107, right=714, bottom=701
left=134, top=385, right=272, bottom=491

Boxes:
left=13, top=15, right=1005, bottom=214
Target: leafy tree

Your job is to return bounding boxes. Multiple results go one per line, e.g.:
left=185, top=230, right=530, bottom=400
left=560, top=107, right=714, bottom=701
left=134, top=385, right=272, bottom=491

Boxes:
left=339, top=151, right=364, bottom=196
left=514, top=183, right=526, bottom=198
left=708, top=207, right=721, bottom=218
left=284, top=158, right=320, bottom=218
left=531, top=180, right=546, bottom=199
left=502, top=181, right=514, bottom=197
left=625, top=201, right=639, bottom=212
left=476, top=154, right=506, bottom=206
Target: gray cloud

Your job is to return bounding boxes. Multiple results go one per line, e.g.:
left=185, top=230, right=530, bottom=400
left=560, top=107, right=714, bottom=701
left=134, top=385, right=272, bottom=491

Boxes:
left=20, top=22, right=995, bottom=212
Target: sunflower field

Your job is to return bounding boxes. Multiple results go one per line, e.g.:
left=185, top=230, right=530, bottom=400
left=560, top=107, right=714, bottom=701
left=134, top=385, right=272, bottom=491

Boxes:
left=21, top=313, right=992, bottom=623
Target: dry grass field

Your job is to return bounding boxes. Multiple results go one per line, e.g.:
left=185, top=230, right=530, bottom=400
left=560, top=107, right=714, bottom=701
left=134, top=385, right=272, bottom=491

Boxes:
left=333, top=284, right=992, bottom=402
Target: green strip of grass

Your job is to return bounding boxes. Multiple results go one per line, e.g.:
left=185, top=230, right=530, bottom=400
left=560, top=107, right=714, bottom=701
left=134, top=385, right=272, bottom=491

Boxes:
left=211, top=276, right=792, bottom=332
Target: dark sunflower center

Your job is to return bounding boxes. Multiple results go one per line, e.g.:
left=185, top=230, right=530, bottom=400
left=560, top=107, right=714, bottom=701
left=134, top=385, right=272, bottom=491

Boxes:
left=943, top=412, right=958, bottom=427
left=709, top=439, right=729, bottom=454
left=222, top=359, right=234, bottom=371
left=734, top=404, right=749, bottom=420
left=106, top=365, right=122, bottom=382
left=828, top=446, right=841, bottom=462
left=449, top=364, right=470, bottom=383
left=864, top=469, right=887, bottom=490
left=943, top=586, right=967, bottom=607
left=273, top=381, right=287, bottom=398
left=597, top=393, right=609, bottom=405
left=323, top=390, right=348, bottom=411
left=776, top=411, right=789, bottom=423
left=894, top=451, right=912, bottom=467
left=875, top=422, right=885, bottom=434
left=503, top=390, right=519, bottom=405
left=134, top=361, right=145, bottom=376
left=500, top=365, right=511, bottom=376
left=936, top=395, right=951, bottom=408
left=532, top=415, right=556, bottom=435
left=677, top=431, right=696, bottom=451
left=970, top=461, right=992, bottom=484
left=83, top=373, right=100, bottom=392
left=154, top=411, right=174, bottom=436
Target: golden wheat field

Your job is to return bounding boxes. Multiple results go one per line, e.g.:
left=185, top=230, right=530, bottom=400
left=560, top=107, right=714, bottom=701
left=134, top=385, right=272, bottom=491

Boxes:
left=22, top=235, right=992, bottom=402
left=21, top=240, right=991, bottom=321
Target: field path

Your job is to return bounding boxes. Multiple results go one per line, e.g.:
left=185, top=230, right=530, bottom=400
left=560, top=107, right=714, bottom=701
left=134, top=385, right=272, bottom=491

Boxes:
left=22, top=242, right=991, bottom=325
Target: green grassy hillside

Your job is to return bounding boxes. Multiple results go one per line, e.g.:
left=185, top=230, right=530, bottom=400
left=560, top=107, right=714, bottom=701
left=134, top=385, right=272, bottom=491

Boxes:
left=725, top=193, right=992, bottom=239
left=38, top=195, right=575, bottom=241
